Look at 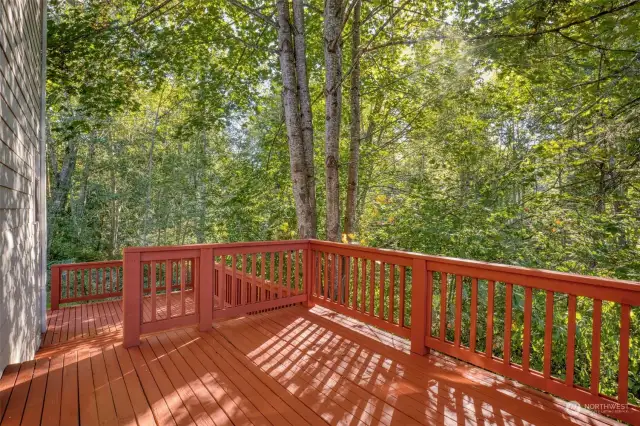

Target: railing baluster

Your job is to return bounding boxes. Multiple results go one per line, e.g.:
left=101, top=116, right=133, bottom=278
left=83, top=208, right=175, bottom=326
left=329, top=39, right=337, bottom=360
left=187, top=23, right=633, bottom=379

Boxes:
left=320, top=252, right=326, bottom=299
left=454, top=275, right=462, bottom=346
left=369, top=259, right=375, bottom=314
left=399, top=266, right=406, bottom=327
left=242, top=254, right=248, bottom=304
left=361, top=258, right=366, bottom=313
left=591, top=299, right=602, bottom=395
left=352, top=258, right=359, bottom=310
left=293, top=251, right=299, bottom=296
left=278, top=251, right=284, bottom=299
left=619, top=303, right=630, bottom=404
left=263, top=251, right=269, bottom=299
left=250, top=253, right=255, bottom=303
left=330, top=253, right=336, bottom=302
left=287, top=251, right=293, bottom=297
left=504, top=283, right=513, bottom=364
left=566, top=294, right=576, bottom=386
left=470, top=278, right=478, bottom=352
left=337, top=254, right=343, bottom=304
left=543, top=291, right=553, bottom=377
left=389, top=265, right=396, bottom=324
left=270, top=252, right=276, bottom=297
left=523, top=287, right=532, bottom=371
left=219, top=258, right=227, bottom=309
left=345, top=256, right=351, bottom=305
left=379, top=262, right=385, bottom=320
left=426, top=271, right=433, bottom=338
left=486, top=280, right=494, bottom=356
left=181, top=259, right=187, bottom=315
left=440, top=273, right=447, bottom=340
left=151, top=261, right=157, bottom=322
left=231, top=256, right=238, bottom=307
left=166, top=260, right=172, bottom=318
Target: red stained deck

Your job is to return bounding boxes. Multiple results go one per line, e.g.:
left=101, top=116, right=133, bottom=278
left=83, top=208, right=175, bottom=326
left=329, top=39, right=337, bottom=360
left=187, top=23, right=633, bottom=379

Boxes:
left=0, top=301, right=621, bottom=426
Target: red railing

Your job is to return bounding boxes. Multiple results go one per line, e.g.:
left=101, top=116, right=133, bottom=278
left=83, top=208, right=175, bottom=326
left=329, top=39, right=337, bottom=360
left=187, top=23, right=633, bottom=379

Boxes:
left=212, top=241, right=309, bottom=319
left=50, top=260, right=123, bottom=310
left=113, top=239, right=640, bottom=423
left=307, top=240, right=640, bottom=424
left=122, top=241, right=311, bottom=347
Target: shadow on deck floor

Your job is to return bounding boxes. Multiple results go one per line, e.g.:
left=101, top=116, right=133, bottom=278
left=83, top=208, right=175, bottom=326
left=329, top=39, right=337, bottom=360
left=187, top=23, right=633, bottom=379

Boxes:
left=0, top=303, right=622, bottom=426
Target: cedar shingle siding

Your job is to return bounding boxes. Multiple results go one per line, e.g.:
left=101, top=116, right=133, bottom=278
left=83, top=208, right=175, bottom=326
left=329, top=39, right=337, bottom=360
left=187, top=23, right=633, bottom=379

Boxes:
left=0, top=0, right=45, bottom=373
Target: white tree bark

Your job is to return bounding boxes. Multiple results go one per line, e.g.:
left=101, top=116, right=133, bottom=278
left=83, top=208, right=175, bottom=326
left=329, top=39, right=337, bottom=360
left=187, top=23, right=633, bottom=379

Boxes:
left=323, top=0, right=344, bottom=241
left=292, top=0, right=317, bottom=237
left=344, top=0, right=361, bottom=241
left=276, top=0, right=316, bottom=238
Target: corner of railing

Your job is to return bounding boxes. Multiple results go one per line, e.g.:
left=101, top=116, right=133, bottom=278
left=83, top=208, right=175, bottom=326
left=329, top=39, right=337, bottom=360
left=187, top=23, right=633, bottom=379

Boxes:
left=123, top=250, right=142, bottom=347
left=410, top=257, right=430, bottom=355
left=199, top=247, right=214, bottom=331
left=50, top=264, right=60, bottom=311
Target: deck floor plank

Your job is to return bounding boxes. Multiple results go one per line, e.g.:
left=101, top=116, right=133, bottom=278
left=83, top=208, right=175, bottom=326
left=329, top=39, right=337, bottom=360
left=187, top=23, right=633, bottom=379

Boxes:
left=0, top=360, right=35, bottom=426
left=40, top=355, right=63, bottom=426
left=102, top=344, right=139, bottom=426
left=0, top=364, right=20, bottom=421
left=20, top=358, right=49, bottom=426
left=112, top=343, right=157, bottom=426
left=90, top=348, right=119, bottom=426
left=1, top=301, right=628, bottom=426
left=60, top=352, right=79, bottom=426
left=77, top=349, right=100, bottom=426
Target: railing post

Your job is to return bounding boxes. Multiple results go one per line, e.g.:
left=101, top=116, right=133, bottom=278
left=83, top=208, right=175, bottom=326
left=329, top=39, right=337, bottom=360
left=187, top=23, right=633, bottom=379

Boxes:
left=50, top=265, right=60, bottom=311
left=199, top=248, right=214, bottom=331
left=411, top=258, right=429, bottom=355
left=303, top=245, right=315, bottom=308
left=123, top=250, right=141, bottom=347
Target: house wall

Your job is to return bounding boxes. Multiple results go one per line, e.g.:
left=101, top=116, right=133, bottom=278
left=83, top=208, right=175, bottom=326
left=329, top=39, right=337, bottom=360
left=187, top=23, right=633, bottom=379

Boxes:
left=0, top=0, right=46, bottom=373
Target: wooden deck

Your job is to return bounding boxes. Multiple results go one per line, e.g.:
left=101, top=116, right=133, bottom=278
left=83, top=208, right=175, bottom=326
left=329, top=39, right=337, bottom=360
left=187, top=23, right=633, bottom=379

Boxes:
left=0, top=302, right=623, bottom=426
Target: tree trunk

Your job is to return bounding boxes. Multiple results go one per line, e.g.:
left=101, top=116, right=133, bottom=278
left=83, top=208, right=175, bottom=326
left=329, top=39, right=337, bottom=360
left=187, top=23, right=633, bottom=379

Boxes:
left=323, top=0, right=344, bottom=242
left=344, top=0, right=361, bottom=242
left=141, top=94, right=164, bottom=245
left=195, top=131, right=208, bottom=243
left=47, top=139, right=78, bottom=250
left=75, top=140, right=95, bottom=219
left=109, top=147, right=119, bottom=258
left=292, top=0, right=317, bottom=237
left=276, top=0, right=316, bottom=238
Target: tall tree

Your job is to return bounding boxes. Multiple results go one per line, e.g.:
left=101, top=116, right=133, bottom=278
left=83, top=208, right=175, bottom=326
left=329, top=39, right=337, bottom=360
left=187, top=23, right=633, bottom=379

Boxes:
left=323, top=0, right=344, bottom=241
left=292, top=0, right=317, bottom=237
left=275, top=0, right=317, bottom=238
left=344, top=0, right=361, bottom=242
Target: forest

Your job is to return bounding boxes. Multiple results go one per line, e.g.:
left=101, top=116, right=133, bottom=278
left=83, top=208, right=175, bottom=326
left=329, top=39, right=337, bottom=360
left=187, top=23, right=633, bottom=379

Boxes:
left=46, top=0, right=640, bottom=402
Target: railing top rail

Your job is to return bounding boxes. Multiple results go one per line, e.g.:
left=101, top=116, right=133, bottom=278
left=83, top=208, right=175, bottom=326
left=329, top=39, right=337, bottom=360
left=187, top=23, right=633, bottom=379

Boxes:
left=53, top=260, right=123, bottom=269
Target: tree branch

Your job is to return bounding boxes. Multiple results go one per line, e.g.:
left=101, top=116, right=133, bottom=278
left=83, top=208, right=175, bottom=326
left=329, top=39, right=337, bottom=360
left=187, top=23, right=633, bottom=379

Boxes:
left=226, top=0, right=278, bottom=28
left=473, top=1, right=639, bottom=40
